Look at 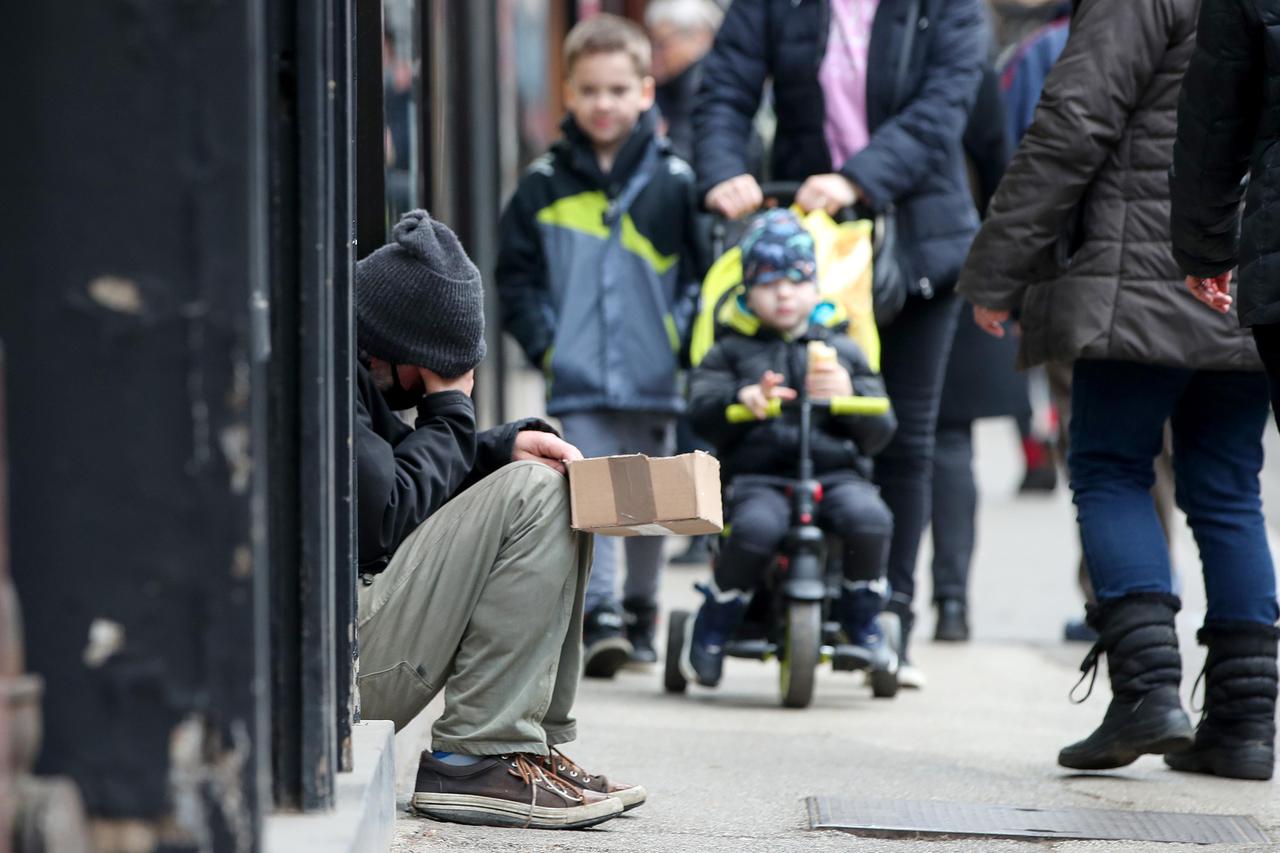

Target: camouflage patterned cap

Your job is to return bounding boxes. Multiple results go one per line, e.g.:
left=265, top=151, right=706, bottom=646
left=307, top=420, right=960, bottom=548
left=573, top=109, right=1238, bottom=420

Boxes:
left=739, top=208, right=817, bottom=289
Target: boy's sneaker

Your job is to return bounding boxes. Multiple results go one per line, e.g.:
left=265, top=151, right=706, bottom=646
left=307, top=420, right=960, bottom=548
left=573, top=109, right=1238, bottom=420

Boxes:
left=534, top=747, right=648, bottom=811
left=622, top=597, right=659, bottom=665
left=410, top=752, right=623, bottom=830
left=583, top=605, right=632, bottom=679
left=897, top=660, right=927, bottom=690
left=680, top=583, right=748, bottom=687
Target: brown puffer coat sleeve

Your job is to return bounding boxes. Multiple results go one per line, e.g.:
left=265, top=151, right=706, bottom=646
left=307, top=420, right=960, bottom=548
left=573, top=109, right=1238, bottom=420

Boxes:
left=956, top=0, right=1178, bottom=311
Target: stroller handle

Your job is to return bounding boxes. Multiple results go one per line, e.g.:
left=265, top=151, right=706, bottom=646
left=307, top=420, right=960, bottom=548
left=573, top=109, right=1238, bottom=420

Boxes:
left=724, top=395, right=891, bottom=424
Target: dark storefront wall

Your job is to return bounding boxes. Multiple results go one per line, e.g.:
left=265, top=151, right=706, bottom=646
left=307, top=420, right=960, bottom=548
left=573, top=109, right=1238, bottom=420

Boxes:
left=0, top=0, right=611, bottom=846
left=2, top=0, right=361, bottom=845
left=1, top=1, right=273, bottom=846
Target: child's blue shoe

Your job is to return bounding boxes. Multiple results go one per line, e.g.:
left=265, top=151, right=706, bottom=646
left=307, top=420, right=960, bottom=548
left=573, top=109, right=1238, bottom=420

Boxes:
left=838, top=583, right=897, bottom=676
left=681, top=583, right=749, bottom=687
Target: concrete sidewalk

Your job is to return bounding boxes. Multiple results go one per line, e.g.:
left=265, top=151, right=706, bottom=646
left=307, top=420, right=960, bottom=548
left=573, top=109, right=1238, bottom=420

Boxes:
left=390, top=419, right=1280, bottom=852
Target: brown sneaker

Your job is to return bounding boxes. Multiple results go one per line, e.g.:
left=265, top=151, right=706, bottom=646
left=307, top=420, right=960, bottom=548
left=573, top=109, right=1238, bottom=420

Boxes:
left=536, top=747, right=648, bottom=811
left=410, top=752, right=623, bottom=829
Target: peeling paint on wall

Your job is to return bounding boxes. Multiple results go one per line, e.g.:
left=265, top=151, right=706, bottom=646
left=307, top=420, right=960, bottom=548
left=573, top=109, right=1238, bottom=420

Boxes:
left=83, top=619, right=125, bottom=669
left=87, top=277, right=146, bottom=315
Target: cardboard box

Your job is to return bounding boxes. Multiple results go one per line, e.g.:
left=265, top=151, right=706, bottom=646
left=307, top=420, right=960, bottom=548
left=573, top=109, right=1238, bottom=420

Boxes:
left=567, top=451, right=723, bottom=536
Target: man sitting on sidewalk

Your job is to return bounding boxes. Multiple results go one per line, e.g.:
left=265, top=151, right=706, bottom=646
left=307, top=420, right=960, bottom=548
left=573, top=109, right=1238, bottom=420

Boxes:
left=355, top=210, right=646, bottom=829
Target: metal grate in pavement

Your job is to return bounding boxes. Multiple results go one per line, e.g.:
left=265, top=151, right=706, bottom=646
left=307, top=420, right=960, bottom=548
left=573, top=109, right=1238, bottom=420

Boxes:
left=806, top=797, right=1270, bottom=845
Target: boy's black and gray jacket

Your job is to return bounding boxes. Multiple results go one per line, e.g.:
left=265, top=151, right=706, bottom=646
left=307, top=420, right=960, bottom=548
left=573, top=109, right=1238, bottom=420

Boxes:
left=355, top=363, right=555, bottom=574
left=497, top=109, right=702, bottom=417
left=688, top=323, right=897, bottom=481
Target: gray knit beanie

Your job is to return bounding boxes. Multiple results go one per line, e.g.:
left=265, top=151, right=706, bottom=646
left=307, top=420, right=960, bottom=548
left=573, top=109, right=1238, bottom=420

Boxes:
left=355, top=210, right=487, bottom=378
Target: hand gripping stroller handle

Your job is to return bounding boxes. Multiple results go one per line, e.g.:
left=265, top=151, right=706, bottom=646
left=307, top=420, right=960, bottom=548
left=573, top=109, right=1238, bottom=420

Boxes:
left=724, top=395, right=891, bottom=423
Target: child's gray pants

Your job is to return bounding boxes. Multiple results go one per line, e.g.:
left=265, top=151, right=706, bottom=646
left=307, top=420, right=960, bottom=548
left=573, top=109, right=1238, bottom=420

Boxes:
left=557, top=410, right=675, bottom=613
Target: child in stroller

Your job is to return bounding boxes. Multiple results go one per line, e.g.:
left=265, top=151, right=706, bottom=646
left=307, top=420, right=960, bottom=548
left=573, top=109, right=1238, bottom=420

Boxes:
left=679, top=209, right=899, bottom=694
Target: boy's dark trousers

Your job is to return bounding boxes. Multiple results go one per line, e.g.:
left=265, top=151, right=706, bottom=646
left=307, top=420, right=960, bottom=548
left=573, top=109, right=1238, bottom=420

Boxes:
left=714, top=476, right=892, bottom=594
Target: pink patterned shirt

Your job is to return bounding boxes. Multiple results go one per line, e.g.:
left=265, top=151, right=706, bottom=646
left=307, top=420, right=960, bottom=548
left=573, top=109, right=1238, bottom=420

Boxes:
left=819, top=0, right=881, bottom=169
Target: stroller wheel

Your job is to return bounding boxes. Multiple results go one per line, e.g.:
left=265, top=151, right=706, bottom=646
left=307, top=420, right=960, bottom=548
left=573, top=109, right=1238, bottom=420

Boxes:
left=663, top=610, right=691, bottom=694
left=779, top=601, right=821, bottom=709
left=870, top=668, right=900, bottom=699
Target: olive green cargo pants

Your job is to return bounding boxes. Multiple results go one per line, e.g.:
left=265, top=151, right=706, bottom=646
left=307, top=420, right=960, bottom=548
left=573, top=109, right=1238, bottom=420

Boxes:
left=356, top=461, right=591, bottom=755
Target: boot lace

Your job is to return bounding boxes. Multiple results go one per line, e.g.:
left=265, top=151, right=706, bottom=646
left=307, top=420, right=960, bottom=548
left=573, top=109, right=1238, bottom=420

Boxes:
left=1189, top=662, right=1207, bottom=716
left=501, top=753, right=585, bottom=828
left=1069, top=641, right=1103, bottom=704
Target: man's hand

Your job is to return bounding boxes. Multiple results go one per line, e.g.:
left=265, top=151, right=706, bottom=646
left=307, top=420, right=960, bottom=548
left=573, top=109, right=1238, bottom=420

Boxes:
left=512, top=430, right=584, bottom=475
left=737, top=370, right=797, bottom=419
left=421, top=367, right=475, bottom=397
left=705, top=174, right=764, bottom=220
left=1186, top=272, right=1233, bottom=314
left=796, top=173, right=861, bottom=216
left=973, top=305, right=1011, bottom=338
left=806, top=360, right=854, bottom=399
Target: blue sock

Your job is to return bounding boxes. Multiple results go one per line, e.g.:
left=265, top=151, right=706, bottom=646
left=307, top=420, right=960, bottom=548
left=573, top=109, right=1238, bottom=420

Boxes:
left=432, top=751, right=484, bottom=766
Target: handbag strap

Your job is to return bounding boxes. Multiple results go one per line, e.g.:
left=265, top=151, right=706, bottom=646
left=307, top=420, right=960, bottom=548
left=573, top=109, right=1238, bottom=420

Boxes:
left=891, top=0, right=922, bottom=114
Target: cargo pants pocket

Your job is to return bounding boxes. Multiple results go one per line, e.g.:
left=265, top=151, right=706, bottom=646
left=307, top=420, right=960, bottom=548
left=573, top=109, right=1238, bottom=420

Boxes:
left=356, top=661, right=437, bottom=733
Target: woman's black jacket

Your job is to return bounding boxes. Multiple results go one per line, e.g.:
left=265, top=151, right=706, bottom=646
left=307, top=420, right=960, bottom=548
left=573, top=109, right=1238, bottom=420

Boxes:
left=693, top=0, right=987, bottom=292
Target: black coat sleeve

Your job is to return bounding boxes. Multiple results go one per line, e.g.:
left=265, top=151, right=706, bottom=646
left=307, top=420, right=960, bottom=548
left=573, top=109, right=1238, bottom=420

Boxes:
left=840, top=0, right=986, bottom=210
left=827, top=339, right=897, bottom=456
left=688, top=341, right=754, bottom=448
left=692, top=0, right=770, bottom=199
left=496, top=176, right=556, bottom=367
left=1170, top=0, right=1264, bottom=278
left=463, top=418, right=561, bottom=489
left=963, top=65, right=1011, bottom=217
left=356, top=390, right=478, bottom=568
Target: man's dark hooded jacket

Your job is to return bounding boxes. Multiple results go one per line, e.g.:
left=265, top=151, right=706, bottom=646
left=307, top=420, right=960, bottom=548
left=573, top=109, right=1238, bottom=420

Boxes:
left=1171, top=0, right=1280, bottom=328
left=692, top=0, right=986, bottom=293
left=355, top=364, right=553, bottom=574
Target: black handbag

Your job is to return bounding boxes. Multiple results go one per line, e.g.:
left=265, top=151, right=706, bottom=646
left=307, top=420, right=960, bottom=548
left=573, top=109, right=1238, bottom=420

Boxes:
left=871, top=0, right=925, bottom=326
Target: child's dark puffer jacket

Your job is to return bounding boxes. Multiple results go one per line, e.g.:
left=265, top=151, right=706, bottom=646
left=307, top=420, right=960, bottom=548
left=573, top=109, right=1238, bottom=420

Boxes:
left=688, top=314, right=896, bottom=481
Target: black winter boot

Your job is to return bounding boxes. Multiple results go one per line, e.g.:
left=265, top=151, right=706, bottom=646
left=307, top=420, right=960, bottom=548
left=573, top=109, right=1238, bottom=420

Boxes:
left=1165, top=623, right=1278, bottom=781
left=622, top=597, right=659, bottom=665
left=1059, top=594, right=1194, bottom=770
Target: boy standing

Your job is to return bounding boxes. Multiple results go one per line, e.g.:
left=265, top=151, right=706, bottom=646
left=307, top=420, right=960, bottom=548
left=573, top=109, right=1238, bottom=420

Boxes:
left=681, top=210, right=899, bottom=691
left=498, top=14, right=700, bottom=678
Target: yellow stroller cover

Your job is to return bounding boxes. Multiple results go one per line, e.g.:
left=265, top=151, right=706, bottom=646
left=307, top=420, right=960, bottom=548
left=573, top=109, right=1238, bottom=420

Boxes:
left=688, top=209, right=881, bottom=371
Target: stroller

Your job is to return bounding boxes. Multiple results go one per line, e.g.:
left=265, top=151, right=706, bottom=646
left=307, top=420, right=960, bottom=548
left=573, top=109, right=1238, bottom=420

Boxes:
left=664, top=184, right=899, bottom=709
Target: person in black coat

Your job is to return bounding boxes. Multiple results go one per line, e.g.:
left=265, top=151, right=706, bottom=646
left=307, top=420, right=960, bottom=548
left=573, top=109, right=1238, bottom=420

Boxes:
left=928, top=62, right=1028, bottom=643
left=1168, top=0, right=1280, bottom=781
left=693, top=0, right=986, bottom=686
left=354, top=211, right=647, bottom=826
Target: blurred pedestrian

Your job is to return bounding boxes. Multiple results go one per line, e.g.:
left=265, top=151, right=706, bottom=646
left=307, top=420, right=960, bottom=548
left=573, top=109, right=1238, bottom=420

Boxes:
left=929, top=63, right=1025, bottom=643
left=646, top=0, right=723, bottom=164
left=695, top=0, right=988, bottom=689
left=497, top=15, right=702, bottom=677
left=1169, top=0, right=1280, bottom=781
left=645, top=0, right=724, bottom=568
left=960, top=0, right=1276, bottom=778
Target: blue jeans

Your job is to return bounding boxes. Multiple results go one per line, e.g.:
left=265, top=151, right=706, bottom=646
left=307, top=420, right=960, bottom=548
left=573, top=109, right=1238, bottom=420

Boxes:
left=1068, top=360, right=1278, bottom=627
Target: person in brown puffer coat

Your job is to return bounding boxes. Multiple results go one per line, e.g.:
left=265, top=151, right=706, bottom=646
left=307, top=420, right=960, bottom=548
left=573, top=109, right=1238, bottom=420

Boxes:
left=957, top=0, right=1278, bottom=780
